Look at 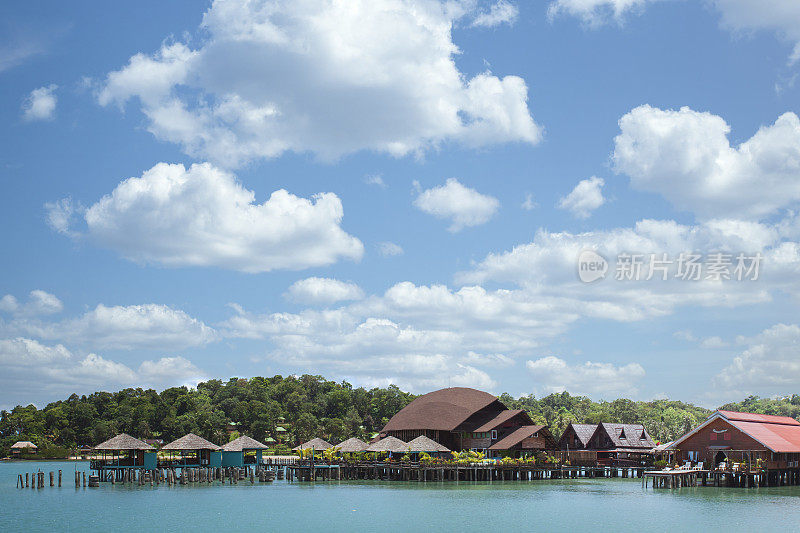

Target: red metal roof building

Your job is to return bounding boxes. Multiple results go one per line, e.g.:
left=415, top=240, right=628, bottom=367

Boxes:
left=670, top=410, right=800, bottom=470
left=381, top=387, right=556, bottom=456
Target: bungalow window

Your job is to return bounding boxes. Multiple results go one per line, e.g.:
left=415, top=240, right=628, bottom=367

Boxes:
left=710, top=433, right=717, bottom=441
left=491, top=430, right=497, bottom=440
left=723, top=433, right=731, bottom=441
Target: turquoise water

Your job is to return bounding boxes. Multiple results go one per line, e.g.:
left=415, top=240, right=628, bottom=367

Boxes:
left=2, top=461, right=800, bottom=532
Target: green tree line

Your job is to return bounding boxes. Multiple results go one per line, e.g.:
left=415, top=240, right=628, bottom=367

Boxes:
left=1, top=375, right=414, bottom=457
left=3, top=375, right=798, bottom=457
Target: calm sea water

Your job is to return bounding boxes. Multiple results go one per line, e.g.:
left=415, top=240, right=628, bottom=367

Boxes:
left=2, top=461, right=800, bottom=532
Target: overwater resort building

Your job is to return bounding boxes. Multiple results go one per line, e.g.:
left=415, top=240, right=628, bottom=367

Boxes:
left=558, top=422, right=655, bottom=465
left=336, top=437, right=369, bottom=453
left=161, top=433, right=222, bottom=468
left=669, top=410, right=800, bottom=470
left=90, top=434, right=157, bottom=476
left=380, top=387, right=557, bottom=457
left=221, top=435, right=270, bottom=467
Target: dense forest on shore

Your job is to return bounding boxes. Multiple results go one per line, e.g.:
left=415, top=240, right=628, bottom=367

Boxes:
left=2, top=374, right=799, bottom=458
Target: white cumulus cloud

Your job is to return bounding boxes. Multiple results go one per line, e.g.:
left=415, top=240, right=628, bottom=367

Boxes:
left=414, top=178, right=500, bottom=232
left=3, top=303, right=217, bottom=351
left=714, top=0, right=800, bottom=65
left=557, top=176, right=605, bottom=219
left=50, top=162, right=363, bottom=273
left=98, top=0, right=542, bottom=167
left=285, top=277, right=365, bottom=305
left=526, top=355, right=646, bottom=396
left=714, top=323, right=800, bottom=397
left=0, top=337, right=207, bottom=406
left=547, top=0, right=659, bottom=27
left=21, top=84, right=57, bottom=121
left=377, top=242, right=404, bottom=256
left=0, top=290, right=63, bottom=316
left=614, top=105, right=800, bottom=220
left=473, top=1, right=519, bottom=27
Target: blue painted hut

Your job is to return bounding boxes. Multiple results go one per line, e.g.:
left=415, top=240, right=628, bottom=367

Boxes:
left=91, top=433, right=156, bottom=474
left=161, top=433, right=221, bottom=468
left=221, top=435, right=270, bottom=467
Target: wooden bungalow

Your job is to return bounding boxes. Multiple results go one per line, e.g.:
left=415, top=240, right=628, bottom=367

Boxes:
left=669, top=410, right=800, bottom=471
left=161, top=433, right=222, bottom=468
left=558, top=423, right=599, bottom=451
left=336, top=437, right=369, bottom=453
left=488, top=425, right=557, bottom=458
left=559, top=422, right=655, bottom=466
left=221, top=435, right=270, bottom=467
left=381, top=387, right=552, bottom=455
left=91, top=433, right=156, bottom=472
left=10, top=441, right=37, bottom=456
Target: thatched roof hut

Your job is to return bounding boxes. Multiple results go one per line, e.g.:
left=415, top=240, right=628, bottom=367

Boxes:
left=366, top=436, right=408, bottom=453
left=11, top=441, right=37, bottom=450
left=336, top=437, right=369, bottom=453
left=293, top=437, right=333, bottom=451
left=222, top=435, right=270, bottom=452
left=406, top=435, right=450, bottom=453
left=162, top=433, right=221, bottom=451
left=93, top=433, right=154, bottom=451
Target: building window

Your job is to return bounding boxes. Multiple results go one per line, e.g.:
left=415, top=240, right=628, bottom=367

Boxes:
left=491, top=430, right=497, bottom=440
left=710, top=433, right=717, bottom=441
left=723, top=433, right=731, bottom=441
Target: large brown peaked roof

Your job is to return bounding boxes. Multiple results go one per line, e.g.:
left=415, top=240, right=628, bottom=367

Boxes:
left=94, top=433, right=154, bottom=451
left=222, top=435, right=270, bottom=452
left=293, top=438, right=333, bottom=451
left=162, top=433, right=221, bottom=451
left=406, top=435, right=450, bottom=453
left=382, top=387, right=498, bottom=432
left=474, top=410, right=532, bottom=432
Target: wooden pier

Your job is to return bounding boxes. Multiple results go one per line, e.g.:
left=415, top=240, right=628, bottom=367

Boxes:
left=285, top=461, right=647, bottom=482
left=644, top=467, right=800, bottom=489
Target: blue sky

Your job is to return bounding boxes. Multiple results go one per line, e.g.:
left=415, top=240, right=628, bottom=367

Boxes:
left=2, top=0, right=800, bottom=409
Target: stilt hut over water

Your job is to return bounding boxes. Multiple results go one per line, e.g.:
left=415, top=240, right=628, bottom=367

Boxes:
left=221, top=435, right=270, bottom=467
left=336, top=437, right=369, bottom=453
left=161, top=433, right=222, bottom=468
left=366, top=436, right=408, bottom=457
left=407, top=435, right=450, bottom=458
left=90, top=433, right=156, bottom=472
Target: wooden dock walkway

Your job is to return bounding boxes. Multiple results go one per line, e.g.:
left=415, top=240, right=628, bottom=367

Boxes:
left=285, top=462, right=647, bottom=482
left=644, top=467, right=800, bottom=488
